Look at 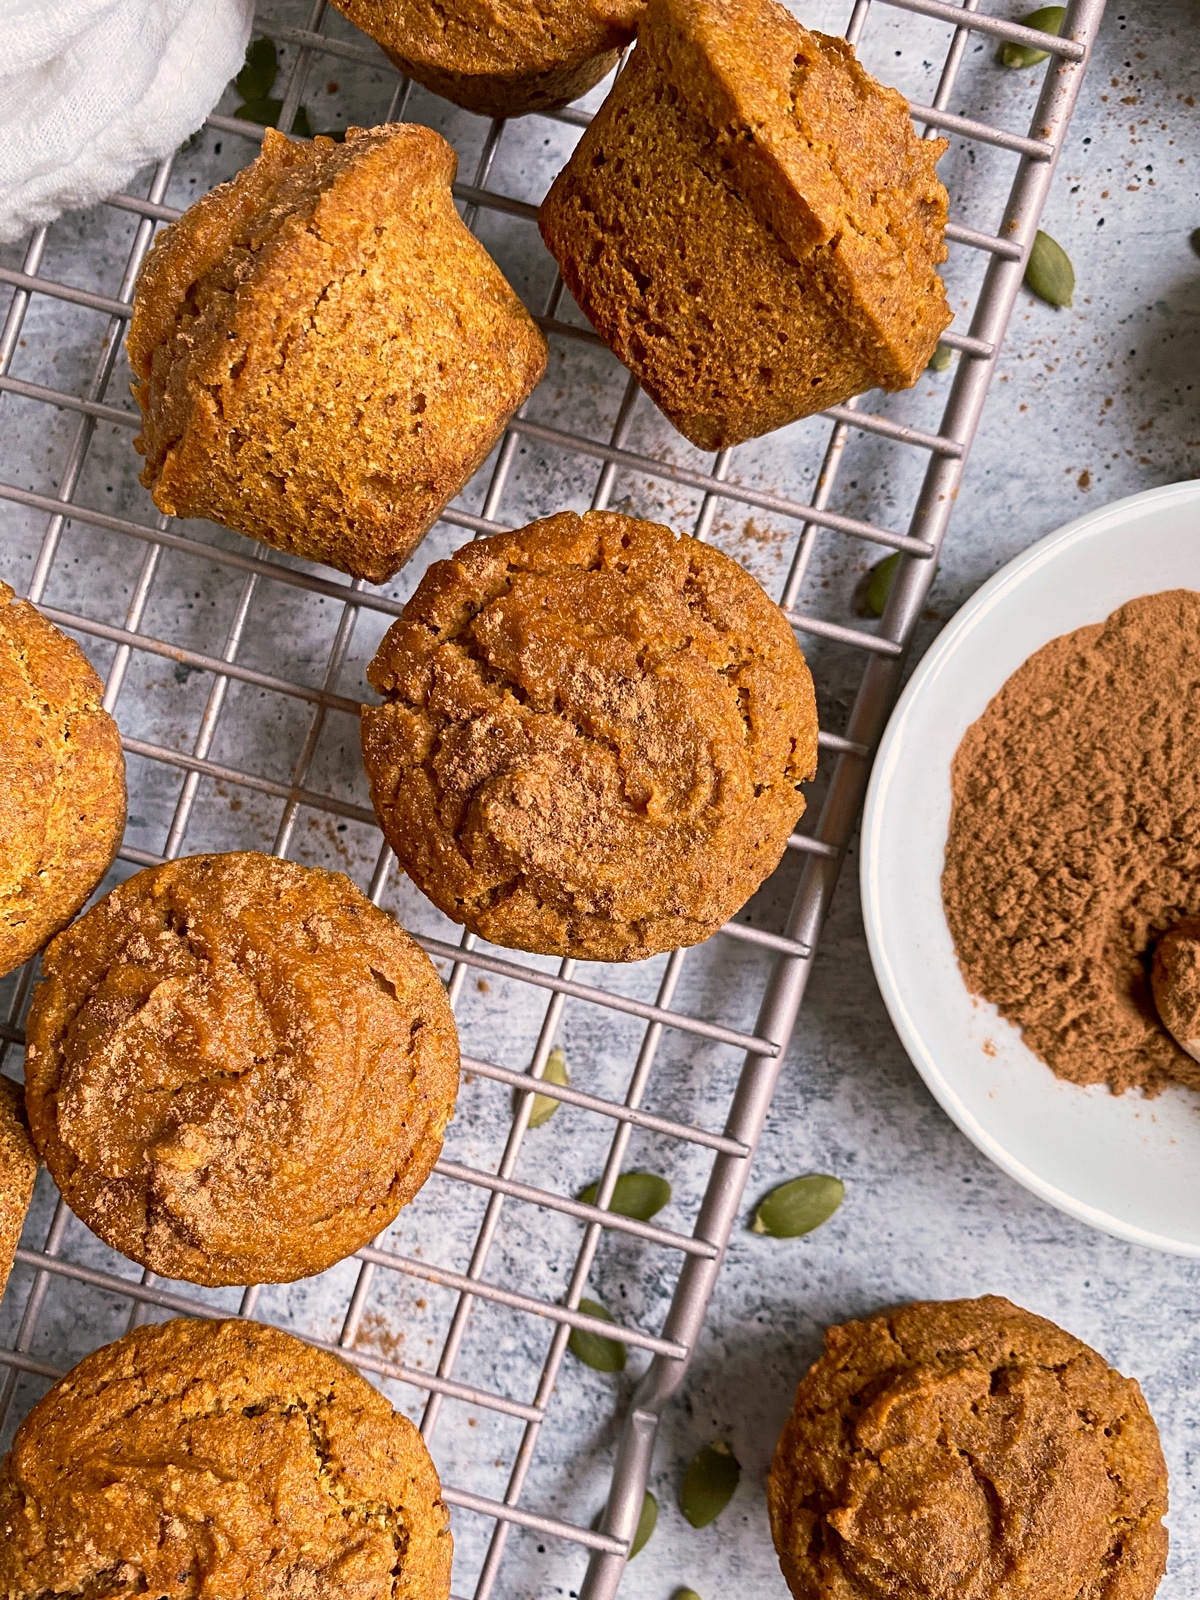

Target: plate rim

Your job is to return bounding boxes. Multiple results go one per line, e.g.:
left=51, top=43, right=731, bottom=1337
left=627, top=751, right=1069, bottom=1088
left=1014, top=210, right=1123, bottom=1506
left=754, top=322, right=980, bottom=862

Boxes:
left=860, top=477, right=1200, bottom=1256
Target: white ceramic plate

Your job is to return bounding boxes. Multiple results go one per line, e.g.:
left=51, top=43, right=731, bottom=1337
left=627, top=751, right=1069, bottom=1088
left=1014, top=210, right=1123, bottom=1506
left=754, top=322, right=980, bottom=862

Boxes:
left=861, top=480, right=1200, bottom=1256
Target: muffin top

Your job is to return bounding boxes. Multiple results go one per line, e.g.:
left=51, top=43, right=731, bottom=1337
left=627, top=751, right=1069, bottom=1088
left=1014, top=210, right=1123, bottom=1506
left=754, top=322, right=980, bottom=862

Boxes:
left=0, top=582, right=126, bottom=978
left=768, top=1296, right=1169, bottom=1600
left=23, top=853, right=459, bottom=1286
left=361, top=511, right=818, bottom=961
left=0, top=1317, right=452, bottom=1600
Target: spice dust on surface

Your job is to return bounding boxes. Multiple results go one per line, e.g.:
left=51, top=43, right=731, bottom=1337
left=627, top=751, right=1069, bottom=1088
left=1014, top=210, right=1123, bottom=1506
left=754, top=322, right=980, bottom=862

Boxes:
left=943, top=589, right=1200, bottom=1096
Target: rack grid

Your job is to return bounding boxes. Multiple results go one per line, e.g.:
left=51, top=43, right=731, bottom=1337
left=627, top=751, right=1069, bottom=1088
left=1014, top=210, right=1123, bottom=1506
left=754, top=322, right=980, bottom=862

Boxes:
left=0, top=1, right=1104, bottom=1595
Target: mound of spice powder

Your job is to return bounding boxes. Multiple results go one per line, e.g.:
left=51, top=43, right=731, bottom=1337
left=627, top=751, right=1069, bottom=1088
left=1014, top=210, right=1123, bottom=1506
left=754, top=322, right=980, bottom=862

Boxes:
left=942, top=589, right=1200, bottom=1096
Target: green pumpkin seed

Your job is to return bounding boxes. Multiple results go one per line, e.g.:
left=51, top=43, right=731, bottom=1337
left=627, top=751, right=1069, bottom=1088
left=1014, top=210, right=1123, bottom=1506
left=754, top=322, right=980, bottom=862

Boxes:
left=516, top=1046, right=568, bottom=1128
left=998, top=6, right=1065, bottom=68
left=751, top=1174, right=845, bottom=1237
left=927, top=342, right=953, bottom=373
left=234, top=97, right=283, bottom=127
left=236, top=36, right=278, bottom=102
left=631, top=1491, right=657, bottom=1557
left=672, top=1591, right=703, bottom=1600
left=290, top=105, right=314, bottom=139
left=569, top=1297, right=626, bottom=1372
left=680, top=1441, right=740, bottom=1528
left=577, top=1171, right=671, bottom=1220
left=865, top=552, right=900, bottom=618
left=1024, top=229, right=1075, bottom=308
left=1189, top=227, right=1200, bottom=259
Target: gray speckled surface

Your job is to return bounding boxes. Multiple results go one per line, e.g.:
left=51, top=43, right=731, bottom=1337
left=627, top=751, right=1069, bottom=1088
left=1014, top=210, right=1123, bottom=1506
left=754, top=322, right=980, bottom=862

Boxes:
left=0, top=2, right=1198, bottom=1597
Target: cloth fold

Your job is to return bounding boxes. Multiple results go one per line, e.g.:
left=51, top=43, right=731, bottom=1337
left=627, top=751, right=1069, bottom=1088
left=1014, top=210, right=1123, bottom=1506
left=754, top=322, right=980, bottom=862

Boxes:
left=0, top=0, right=254, bottom=244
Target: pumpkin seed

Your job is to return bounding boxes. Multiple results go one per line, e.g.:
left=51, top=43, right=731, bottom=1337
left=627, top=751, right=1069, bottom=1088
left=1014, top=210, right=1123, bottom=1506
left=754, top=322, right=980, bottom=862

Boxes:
left=865, top=552, right=900, bottom=618
left=998, top=6, right=1065, bottom=68
left=927, top=342, right=953, bottom=373
left=680, top=1441, right=740, bottom=1528
left=751, top=1174, right=845, bottom=1237
left=631, top=1491, right=657, bottom=1557
left=1190, top=227, right=1200, bottom=259
left=569, top=1297, right=626, bottom=1372
left=234, top=97, right=284, bottom=127
left=236, top=36, right=278, bottom=102
left=1024, top=230, right=1075, bottom=308
left=672, top=1591, right=703, bottom=1600
left=516, top=1045, right=568, bottom=1128
left=577, top=1171, right=671, bottom=1220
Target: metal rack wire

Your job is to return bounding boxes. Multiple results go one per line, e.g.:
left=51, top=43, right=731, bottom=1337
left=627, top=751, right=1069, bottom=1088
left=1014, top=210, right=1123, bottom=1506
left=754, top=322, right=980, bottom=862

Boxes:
left=0, top=1, right=1104, bottom=1595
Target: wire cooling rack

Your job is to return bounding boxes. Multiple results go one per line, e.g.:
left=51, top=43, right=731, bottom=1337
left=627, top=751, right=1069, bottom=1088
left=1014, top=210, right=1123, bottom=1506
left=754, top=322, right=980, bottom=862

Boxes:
left=0, top=1, right=1104, bottom=1595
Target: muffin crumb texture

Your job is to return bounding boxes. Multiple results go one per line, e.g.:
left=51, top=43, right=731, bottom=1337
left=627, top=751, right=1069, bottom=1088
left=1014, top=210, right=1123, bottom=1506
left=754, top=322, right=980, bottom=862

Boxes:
left=362, top=511, right=818, bottom=961
left=539, top=0, right=950, bottom=449
left=23, top=853, right=459, bottom=1286
left=0, top=1317, right=453, bottom=1600
left=128, top=123, right=547, bottom=583
left=768, top=1295, right=1169, bottom=1600
left=943, top=590, right=1200, bottom=1095
left=0, top=582, right=126, bottom=979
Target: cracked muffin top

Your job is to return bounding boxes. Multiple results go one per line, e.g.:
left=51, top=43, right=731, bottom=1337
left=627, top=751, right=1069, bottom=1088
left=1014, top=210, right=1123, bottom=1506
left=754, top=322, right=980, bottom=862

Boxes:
left=0, top=1317, right=453, bottom=1600
left=0, top=581, right=125, bottom=979
left=23, top=852, right=459, bottom=1286
left=768, top=1296, right=1169, bottom=1600
left=127, top=123, right=546, bottom=583
left=361, top=510, right=818, bottom=962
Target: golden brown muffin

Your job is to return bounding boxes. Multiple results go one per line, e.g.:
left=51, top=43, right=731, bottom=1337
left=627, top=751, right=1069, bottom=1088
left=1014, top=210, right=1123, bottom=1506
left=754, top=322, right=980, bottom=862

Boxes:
left=0, top=583, right=125, bottom=978
left=128, top=124, right=547, bottom=584
left=361, top=511, right=818, bottom=961
left=768, top=1296, right=1169, bottom=1600
left=0, top=1317, right=452, bottom=1600
left=0, top=1078, right=36, bottom=1301
left=331, top=0, right=643, bottom=119
left=23, top=853, right=459, bottom=1286
left=539, top=0, right=951, bottom=450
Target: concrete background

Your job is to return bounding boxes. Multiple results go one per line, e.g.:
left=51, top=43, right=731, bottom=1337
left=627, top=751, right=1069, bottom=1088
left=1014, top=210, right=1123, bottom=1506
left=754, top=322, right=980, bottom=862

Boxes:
left=0, top=2, right=1197, bottom=1598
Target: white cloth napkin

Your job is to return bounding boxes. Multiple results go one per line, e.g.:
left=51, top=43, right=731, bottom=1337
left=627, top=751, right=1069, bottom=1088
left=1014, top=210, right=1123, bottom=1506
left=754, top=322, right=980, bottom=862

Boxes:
left=0, top=0, right=254, bottom=244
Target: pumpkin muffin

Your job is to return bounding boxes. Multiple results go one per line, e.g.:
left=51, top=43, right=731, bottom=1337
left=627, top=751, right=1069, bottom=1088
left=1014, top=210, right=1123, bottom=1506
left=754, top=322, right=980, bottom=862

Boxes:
left=23, top=853, right=459, bottom=1286
left=128, top=123, right=547, bottom=584
left=361, top=511, right=818, bottom=962
left=331, top=0, right=643, bottom=119
left=0, top=1078, right=36, bottom=1301
left=768, top=1296, right=1169, bottom=1600
left=0, top=1317, right=453, bottom=1600
left=539, top=0, right=951, bottom=450
left=0, top=583, right=125, bottom=978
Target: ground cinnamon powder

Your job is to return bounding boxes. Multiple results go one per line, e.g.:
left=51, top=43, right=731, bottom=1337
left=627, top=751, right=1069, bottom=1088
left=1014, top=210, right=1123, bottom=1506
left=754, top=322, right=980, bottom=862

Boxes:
left=942, top=589, right=1200, bottom=1096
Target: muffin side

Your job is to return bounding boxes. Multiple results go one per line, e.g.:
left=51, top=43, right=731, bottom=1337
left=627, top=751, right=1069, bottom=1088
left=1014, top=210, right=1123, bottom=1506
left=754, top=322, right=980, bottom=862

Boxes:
left=0, top=1317, right=453, bottom=1600
left=331, top=0, right=643, bottom=118
left=768, top=1295, right=1169, bottom=1600
left=0, top=583, right=126, bottom=978
left=129, top=124, right=547, bottom=583
left=362, top=511, right=818, bottom=961
left=23, top=853, right=460, bottom=1285
left=539, top=0, right=950, bottom=449
left=0, top=1078, right=36, bottom=1301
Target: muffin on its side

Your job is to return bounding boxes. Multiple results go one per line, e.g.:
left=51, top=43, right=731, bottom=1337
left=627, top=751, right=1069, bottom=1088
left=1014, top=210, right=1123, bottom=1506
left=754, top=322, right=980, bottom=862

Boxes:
left=768, top=1295, right=1169, bottom=1600
left=0, top=1078, right=36, bottom=1301
left=539, top=0, right=951, bottom=450
left=24, top=853, right=459, bottom=1286
left=0, top=583, right=125, bottom=978
left=0, top=1317, right=453, bottom=1600
left=361, top=511, right=818, bottom=962
left=128, top=124, right=547, bottom=584
left=331, top=0, right=643, bottom=119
